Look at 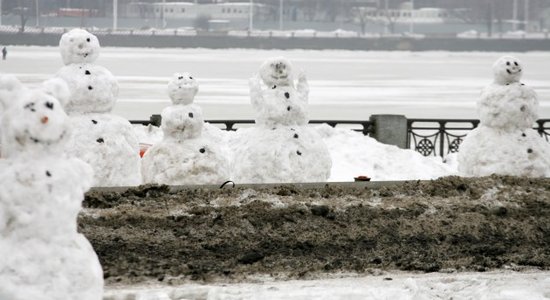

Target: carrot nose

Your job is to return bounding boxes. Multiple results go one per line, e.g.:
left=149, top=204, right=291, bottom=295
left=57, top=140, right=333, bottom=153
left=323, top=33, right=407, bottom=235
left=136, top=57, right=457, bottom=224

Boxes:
left=41, top=116, right=49, bottom=124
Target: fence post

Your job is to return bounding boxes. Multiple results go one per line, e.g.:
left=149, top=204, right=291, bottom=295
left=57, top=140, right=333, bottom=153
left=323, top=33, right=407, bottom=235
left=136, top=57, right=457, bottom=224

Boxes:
left=369, top=114, right=408, bottom=149
left=150, top=114, right=162, bottom=127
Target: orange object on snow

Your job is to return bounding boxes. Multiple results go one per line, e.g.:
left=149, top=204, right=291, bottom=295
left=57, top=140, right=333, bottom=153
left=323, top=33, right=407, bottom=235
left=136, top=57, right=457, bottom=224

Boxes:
left=139, top=143, right=152, bottom=158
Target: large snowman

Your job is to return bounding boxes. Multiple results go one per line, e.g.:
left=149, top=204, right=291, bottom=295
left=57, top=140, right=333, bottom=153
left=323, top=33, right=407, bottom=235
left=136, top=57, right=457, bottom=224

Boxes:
left=141, top=73, right=230, bottom=185
left=231, top=57, right=332, bottom=183
left=55, top=28, right=142, bottom=187
left=0, top=75, right=103, bottom=300
left=458, top=56, right=550, bottom=177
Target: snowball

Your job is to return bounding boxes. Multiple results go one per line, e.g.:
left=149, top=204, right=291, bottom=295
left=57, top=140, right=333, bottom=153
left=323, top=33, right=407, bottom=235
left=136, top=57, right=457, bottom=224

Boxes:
left=231, top=126, right=332, bottom=183
left=478, top=82, right=538, bottom=130
left=55, top=64, right=119, bottom=114
left=492, top=56, right=523, bottom=85
left=458, top=125, right=550, bottom=177
left=0, top=74, right=24, bottom=111
left=259, top=56, right=294, bottom=87
left=167, top=72, right=198, bottom=105
left=65, top=113, right=142, bottom=187
left=161, top=104, right=204, bottom=140
left=59, top=28, right=100, bottom=65
left=142, top=137, right=230, bottom=185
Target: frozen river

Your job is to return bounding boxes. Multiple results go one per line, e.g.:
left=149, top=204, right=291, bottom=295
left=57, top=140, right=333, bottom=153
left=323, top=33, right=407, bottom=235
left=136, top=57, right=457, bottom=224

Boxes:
left=2, top=46, right=550, bottom=121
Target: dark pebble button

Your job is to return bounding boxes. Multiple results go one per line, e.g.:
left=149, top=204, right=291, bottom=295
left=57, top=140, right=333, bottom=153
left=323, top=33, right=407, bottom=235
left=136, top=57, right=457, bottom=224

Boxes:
left=96, top=138, right=104, bottom=143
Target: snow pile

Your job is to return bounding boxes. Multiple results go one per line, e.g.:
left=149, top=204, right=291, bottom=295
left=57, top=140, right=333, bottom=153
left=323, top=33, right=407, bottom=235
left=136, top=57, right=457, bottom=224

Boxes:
left=55, top=28, right=142, bottom=187
left=459, top=56, right=550, bottom=177
left=103, top=271, right=550, bottom=300
left=141, top=73, right=230, bottom=185
left=318, top=125, right=455, bottom=181
left=231, top=57, right=332, bottom=183
left=0, top=75, right=103, bottom=300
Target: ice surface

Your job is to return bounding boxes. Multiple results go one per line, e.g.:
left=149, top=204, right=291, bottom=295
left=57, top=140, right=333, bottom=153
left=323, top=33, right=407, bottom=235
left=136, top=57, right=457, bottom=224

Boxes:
left=59, top=28, right=100, bottom=65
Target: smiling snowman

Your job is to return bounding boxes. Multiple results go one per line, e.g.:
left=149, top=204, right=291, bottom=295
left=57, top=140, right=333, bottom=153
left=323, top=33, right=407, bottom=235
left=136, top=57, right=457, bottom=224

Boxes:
left=55, top=28, right=141, bottom=187
left=231, top=57, right=332, bottom=183
left=0, top=75, right=103, bottom=300
left=458, top=56, right=550, bottom=177
left=141, top=73, right=230, bottom=185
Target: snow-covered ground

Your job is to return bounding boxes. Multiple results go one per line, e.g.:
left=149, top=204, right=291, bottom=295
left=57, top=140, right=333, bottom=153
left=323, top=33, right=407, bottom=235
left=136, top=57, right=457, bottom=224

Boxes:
left=2, top=47, right=550, bottom=120
left=104, top=271, right=550, bottom=300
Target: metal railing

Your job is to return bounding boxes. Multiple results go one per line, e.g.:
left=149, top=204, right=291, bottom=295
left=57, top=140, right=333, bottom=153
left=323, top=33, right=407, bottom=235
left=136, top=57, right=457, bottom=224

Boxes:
left=131, top=116, right=550, bottom=158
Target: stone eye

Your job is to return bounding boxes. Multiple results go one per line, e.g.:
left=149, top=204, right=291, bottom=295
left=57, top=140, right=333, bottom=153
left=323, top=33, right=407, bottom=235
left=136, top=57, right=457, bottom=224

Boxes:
left=86, top=37, right=91, bottom=42
left=514, top=62, right=519, bottom=66
left=178, top=76, right=183, bottom=80
left=24, top=102, right=36, bottom=112
left=45, top=102, right=54, bottom=110
left=88, top=86, right=93, bottom=90
left=188, top=112, right=194, bottom=118
left=46, top=170, right=51, bottom=177
left=189, top=76, right=193, bottom=79
left=199, top=148, right=206, bottom=153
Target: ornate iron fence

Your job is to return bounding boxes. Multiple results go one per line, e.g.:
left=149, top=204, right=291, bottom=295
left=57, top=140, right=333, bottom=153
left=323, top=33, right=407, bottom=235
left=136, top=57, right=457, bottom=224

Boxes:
left=131, top=116, right=550, bottom=158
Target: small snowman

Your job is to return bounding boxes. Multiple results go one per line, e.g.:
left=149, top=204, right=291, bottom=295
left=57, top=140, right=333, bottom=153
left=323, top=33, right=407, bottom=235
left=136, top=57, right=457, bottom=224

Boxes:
left=141, top=73, right=230, bottom=185
left=55, top=28, right=141, bottom=187
left=231, top=57, right=332, bottom=183
left=0, top=75, right=103, bottom=300
left=458, top=56, right=550, bottom=177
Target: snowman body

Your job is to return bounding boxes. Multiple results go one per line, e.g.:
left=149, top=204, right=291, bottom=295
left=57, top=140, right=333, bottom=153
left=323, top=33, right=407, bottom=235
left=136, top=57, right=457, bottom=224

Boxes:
left=232, top=57, right=332, bottom=183
left=0, top=77, right=103, bottom=300
left=141, top=73, right=230, bottom=185
left=458, top=56, right=550, bottom=177
left=56, top=29, right=141, bottom=186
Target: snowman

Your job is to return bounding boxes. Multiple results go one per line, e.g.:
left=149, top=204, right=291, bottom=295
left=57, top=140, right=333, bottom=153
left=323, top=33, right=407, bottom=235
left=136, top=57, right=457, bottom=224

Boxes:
left=141, top=73, right=230, bottom=185
left=55, top=28, right=141, bottom=187
left=231, top=57, right=332, bottom=183
left=0, top=75, right=103, bottom=300
left=458, top=56, right=550, bottom=177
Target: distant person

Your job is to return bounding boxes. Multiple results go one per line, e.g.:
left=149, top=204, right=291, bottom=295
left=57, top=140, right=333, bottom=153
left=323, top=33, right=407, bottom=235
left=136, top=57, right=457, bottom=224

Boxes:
left=2, top=47, right=6, bottom=60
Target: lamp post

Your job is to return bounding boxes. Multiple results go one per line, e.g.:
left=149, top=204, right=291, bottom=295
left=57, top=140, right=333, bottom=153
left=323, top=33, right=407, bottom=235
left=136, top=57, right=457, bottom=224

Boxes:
left=249, top=0, right=253, bottom=31
left=512, top=0, right=518, bottom=31
left=35, top=0, right=39, bottom=27
left=279, top=0, right=284, bottom=31
left=409, top=0, right=414, bottom=33
left=113, top=0, right=118, bottom=31
left=524, top=0, right=529, bottom=32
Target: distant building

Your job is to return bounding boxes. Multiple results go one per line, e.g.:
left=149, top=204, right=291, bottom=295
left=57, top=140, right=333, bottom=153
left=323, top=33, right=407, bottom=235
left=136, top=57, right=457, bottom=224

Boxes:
left=126, top=2, right=269, bottom=21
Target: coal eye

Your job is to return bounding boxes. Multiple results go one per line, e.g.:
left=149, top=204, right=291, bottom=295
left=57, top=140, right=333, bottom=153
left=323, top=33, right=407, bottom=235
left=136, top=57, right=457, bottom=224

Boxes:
left=45, top=102, right=54, bottom=110
left=24, top=102, right=36, bottom=112
left=189, top=76, right=193, bottom=79
left=506, top=61, right=510, bottom=66
left=188, top=112, right=194, bottom=118
left=178, top=76, right=183, bottom=80
left=199, top=148, right=205, bottom=153
left=514, top=62, right=519, bottom=66
left=86, top=37, right=91, bottom=42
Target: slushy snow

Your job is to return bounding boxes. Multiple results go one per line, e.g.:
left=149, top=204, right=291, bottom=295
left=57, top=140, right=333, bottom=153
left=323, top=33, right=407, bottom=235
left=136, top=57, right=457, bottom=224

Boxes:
left=0, top=75, right=103, bottom=300
left=141, top=73, right=230, bottom=185
left=232, top=57, right=332, bottom=183
left=459, top=56, right=550, bottom=177
left=55, top=28, right=142, bottom=186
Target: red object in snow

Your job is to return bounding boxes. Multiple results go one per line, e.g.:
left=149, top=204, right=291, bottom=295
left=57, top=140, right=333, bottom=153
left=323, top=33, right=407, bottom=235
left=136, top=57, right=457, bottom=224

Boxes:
left=139, top=143, right=152, bottom=158
left=354, top=175, right=371, bottom=182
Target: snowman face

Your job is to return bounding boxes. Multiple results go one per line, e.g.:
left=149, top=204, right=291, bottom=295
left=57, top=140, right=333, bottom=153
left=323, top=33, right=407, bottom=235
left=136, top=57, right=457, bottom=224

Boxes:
left=167, top=73, right=198, bottom=105
left=59, top=28, right=100, bottom=65
left=3, top=91, right=68, bottom=153
left=161, top=105, right=204, bottom=140
left=259, top=57, right=293, bottom=86
left=493, top=56, right=523, bottom=85
left=56, top=64, right=118, bottom=114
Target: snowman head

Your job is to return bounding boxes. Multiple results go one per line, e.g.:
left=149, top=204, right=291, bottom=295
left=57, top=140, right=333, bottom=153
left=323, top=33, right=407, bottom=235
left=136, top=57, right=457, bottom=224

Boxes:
left=161, top=104, right=204, bottom=140
left=56, top=64, right=119, bottom=114
left=0, top=76, right=70, bottom=157
left=492, top=56, right=523, bottom=85
left=259, top=57, right=294, bottom=86
left=167, top=73, right=198, bottom=105
left=59, top=28, right=101, bottom=65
